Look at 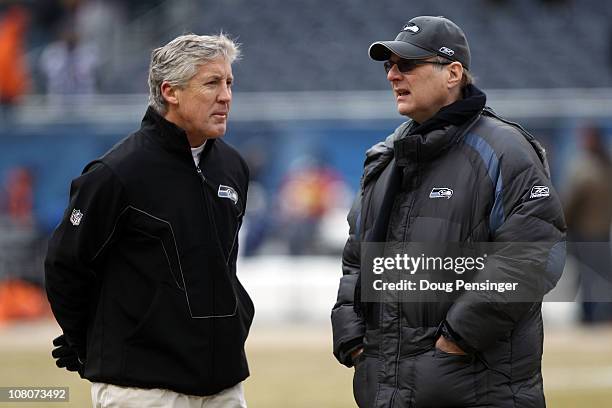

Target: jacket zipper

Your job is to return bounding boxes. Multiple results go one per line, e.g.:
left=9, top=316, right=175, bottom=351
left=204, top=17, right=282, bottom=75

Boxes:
left=386, top=115, right=482, bottom=406
left=195, top=167, right=226, bottom=261
left=390, top=145, right=421, bottom=407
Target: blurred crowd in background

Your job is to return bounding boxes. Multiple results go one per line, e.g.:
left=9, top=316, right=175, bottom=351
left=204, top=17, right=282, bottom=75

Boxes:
left=2, top=0, right=612, bottom=102
left=0, top=0, right=611, bottom=327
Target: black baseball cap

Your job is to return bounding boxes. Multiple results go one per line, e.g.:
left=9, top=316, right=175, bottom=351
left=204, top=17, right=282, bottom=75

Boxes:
left=369, top=16, right=471, bottom=70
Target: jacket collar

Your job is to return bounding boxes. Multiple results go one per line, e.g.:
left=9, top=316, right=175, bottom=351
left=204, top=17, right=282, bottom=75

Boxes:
left=361, top=122, right=410, bottom=187
left=394, top=84, right=486, bottom=166
left=140, top=106, right=216, bottom=156
left=394, top=123, right=462, bottom=166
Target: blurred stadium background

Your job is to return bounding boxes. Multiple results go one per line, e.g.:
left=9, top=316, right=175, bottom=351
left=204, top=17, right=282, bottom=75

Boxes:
left=1, top=0, right=612, bottom=407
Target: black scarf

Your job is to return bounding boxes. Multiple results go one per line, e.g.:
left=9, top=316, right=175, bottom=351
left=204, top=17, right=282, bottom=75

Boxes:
left=410, top=84, right=487, bottom=136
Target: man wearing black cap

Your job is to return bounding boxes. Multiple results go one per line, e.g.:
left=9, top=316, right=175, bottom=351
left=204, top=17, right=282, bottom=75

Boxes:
left=331, top=16, right=566, bottom=407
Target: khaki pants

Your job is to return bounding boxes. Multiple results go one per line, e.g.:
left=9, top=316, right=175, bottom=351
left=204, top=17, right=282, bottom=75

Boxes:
left=91, top=382, right=247, bottom=408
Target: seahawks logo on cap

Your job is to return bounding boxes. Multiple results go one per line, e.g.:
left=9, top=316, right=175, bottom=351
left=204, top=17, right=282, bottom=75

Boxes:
left=439, top=47, right=455, bottom=56
left=402, top=23, right=420, bottom=34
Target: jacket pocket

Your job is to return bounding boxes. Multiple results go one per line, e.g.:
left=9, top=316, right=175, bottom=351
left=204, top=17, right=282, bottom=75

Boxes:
left=179, top=243, right=237, bottom=318
left=413, top=348, right=487, bottom=407
left=128, top=205, right=239, bottom=319
left=433, top=346, right=473, bottom=361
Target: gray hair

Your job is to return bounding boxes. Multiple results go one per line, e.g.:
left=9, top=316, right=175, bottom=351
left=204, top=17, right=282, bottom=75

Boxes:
left=433, top=55, right=474, bottom=87
left=148, top=33, right=240, bottom=114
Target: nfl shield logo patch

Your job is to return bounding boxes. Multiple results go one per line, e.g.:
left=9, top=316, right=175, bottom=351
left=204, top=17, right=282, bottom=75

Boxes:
left=70, top=209, right=83, bottom=226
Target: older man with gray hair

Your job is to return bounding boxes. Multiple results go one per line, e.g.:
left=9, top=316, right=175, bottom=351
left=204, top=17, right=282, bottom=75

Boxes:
left=45, top=33, right=253, bottom=407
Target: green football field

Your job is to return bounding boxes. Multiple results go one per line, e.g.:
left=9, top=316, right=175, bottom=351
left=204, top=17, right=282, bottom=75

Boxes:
left=1, top=321, right=611, bottom=407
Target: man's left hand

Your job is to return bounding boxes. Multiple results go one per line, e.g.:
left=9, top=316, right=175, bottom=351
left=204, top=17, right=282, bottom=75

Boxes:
left=435, top=335, right=466, bottom=355
left=52, top=334, right=85, bottom=376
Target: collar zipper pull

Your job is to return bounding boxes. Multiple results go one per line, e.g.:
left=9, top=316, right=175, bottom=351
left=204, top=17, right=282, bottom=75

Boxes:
left=196, top=167, right=208, bottom=183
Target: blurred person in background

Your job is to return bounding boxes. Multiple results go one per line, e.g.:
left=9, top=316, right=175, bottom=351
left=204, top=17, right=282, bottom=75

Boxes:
left=331, top=16, right=566, bottom=407
left=73, top=0, right=124, bottom=50
left=45, top=33, right=253, bottom=408
left=0, top=166, right=48, bottom=325
left=36, top=0, right=125, bottom=97
left=278, top=155, right=350, bottom=255
left=39, top=26, right=99, bottom=101
left=2, top=167, right=35, bottom=227
left=0, top=5, right=30, bottom=122
left=564, top=125, right=612, bottom=323
left=240, top=140, right=270, bottom=256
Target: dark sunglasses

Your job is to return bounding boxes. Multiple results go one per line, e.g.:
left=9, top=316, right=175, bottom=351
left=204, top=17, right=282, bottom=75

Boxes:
left=384, top=59, right=451, bottom=74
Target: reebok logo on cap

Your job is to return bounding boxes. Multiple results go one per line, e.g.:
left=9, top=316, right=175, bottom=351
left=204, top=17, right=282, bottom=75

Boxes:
left=439, top=47, right=455, bottom=56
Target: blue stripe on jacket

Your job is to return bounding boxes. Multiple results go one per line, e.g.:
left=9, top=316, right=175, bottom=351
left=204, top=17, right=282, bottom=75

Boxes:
left=463, top=133, right=505, bottom=235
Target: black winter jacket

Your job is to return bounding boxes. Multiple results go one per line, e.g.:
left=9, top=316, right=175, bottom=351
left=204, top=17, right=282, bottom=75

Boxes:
left=45, top=107, right=254, bottom=396
left=332, top=106, right=566, bottom=408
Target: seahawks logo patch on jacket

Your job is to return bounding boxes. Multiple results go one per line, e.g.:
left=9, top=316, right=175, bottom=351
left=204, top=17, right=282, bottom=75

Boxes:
left=429, top=187, right=453, bottom=199
left=218, top=185, right=238, bottom=204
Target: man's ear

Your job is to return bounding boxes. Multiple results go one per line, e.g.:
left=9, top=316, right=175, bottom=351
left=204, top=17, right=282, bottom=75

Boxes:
left=447, top=62, right=463, bottom=90
left=161, top=81, right=179, bottom=106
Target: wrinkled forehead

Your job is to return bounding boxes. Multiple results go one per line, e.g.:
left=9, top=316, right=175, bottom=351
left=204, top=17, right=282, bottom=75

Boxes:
left=192, top=57, right=233, bottom=78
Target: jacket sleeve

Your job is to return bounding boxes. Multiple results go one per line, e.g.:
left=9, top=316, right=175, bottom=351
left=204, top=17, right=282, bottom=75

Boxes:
left=445, top=147, right=566, bottom=353
left=45, top=162, right=127, bottom=356
left=331, top=194, right=366, bottom=367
